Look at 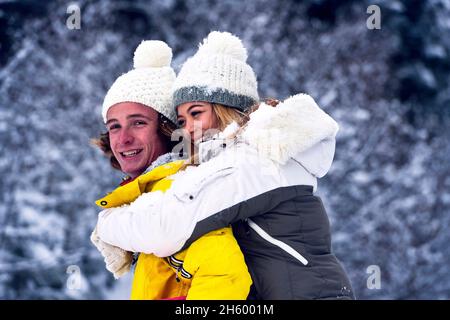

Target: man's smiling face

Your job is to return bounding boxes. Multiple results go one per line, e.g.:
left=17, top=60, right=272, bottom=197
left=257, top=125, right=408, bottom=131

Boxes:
left=106, top=102, right=167, bottom=178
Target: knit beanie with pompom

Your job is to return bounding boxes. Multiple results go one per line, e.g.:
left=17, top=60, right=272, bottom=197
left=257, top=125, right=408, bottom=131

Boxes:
left=102, top=40, right=176, bottom=124
left=172, top=31, right=259, bottom=112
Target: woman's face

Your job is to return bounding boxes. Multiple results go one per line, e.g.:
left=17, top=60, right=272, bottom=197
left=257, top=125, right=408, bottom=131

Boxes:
left=176, top=102, right=219, bottom=143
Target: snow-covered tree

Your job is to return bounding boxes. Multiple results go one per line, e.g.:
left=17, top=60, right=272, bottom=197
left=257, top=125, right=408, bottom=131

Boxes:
left=1, top=0, right=449, bottom=299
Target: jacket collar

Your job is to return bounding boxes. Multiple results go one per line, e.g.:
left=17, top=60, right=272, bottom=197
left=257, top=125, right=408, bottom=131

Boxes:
left=120, top=152, right=180, bottom=185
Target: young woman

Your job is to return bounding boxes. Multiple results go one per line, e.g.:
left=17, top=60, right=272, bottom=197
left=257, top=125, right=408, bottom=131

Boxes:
left=96, top=31, right=355, bottom=299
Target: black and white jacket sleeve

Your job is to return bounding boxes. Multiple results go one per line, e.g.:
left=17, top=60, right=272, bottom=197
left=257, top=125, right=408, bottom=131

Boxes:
left=96, top=93, right=339, bottom=257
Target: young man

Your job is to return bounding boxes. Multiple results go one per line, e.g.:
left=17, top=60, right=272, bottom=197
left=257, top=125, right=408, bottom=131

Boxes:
left=91, top=39, right=178, bottom=281
left=91, top=39, right=252, bottom=300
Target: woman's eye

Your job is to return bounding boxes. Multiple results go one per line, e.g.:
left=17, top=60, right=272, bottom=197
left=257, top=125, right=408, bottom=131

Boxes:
left=191, top=111, right=201, bottom=117
left=177, top=119, right=185, bottom=127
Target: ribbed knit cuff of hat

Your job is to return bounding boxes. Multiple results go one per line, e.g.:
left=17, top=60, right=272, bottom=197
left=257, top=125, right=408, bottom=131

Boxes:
left=173, top=86, right=257, bottom=112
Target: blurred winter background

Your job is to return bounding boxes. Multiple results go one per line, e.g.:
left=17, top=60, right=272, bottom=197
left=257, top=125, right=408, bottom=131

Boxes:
left=1, top=0, right=449, bottom=299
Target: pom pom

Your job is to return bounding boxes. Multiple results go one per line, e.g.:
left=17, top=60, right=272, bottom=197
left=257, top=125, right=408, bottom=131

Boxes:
left=133, top=40, right=172, bottom=69
left=197, top=31, right=247, bottom=62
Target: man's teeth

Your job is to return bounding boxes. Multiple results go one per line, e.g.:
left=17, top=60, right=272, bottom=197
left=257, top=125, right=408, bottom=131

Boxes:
left=122, top=150, right=139, bottom=156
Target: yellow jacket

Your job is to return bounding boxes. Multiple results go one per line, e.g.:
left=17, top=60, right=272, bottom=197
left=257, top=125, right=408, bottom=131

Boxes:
left=96, top=160, right=252, bottom=300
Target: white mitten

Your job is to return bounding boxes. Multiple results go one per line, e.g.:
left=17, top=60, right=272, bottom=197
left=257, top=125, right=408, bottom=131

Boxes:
left=90, top=226, right=133, bottom=279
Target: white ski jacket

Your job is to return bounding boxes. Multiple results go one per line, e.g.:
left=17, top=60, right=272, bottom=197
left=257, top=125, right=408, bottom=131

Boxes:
left=97, top=93, right=338, bottom=257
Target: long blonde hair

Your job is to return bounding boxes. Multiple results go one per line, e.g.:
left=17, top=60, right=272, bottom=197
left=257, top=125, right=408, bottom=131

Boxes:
left=212, top=98, right=280, bottom=131
left=212, top=103, right=249, bottom=130
left=182, top=103, right=257, bottom=166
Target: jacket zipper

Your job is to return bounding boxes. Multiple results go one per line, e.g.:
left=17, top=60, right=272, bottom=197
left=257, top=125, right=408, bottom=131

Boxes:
left=247, top=219, right=309, bottom=266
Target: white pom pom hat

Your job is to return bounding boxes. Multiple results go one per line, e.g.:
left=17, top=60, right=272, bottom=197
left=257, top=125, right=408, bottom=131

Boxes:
left=102, top=40, right=176, bottom=124
left=172, top=31, right=259, bottom=112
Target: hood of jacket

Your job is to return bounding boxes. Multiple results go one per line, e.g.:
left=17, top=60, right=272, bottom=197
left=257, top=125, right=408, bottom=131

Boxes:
left=241, top=93, right=339, bottom=178
left=199, top=93, right=338, bottom=178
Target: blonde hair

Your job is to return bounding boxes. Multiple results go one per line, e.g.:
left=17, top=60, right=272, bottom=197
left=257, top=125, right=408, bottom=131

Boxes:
left=212, top=98, right=279, bottom=133
left=211, top=103, right=249, bottom=130
left=183, top=103, right=254, bottom=166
